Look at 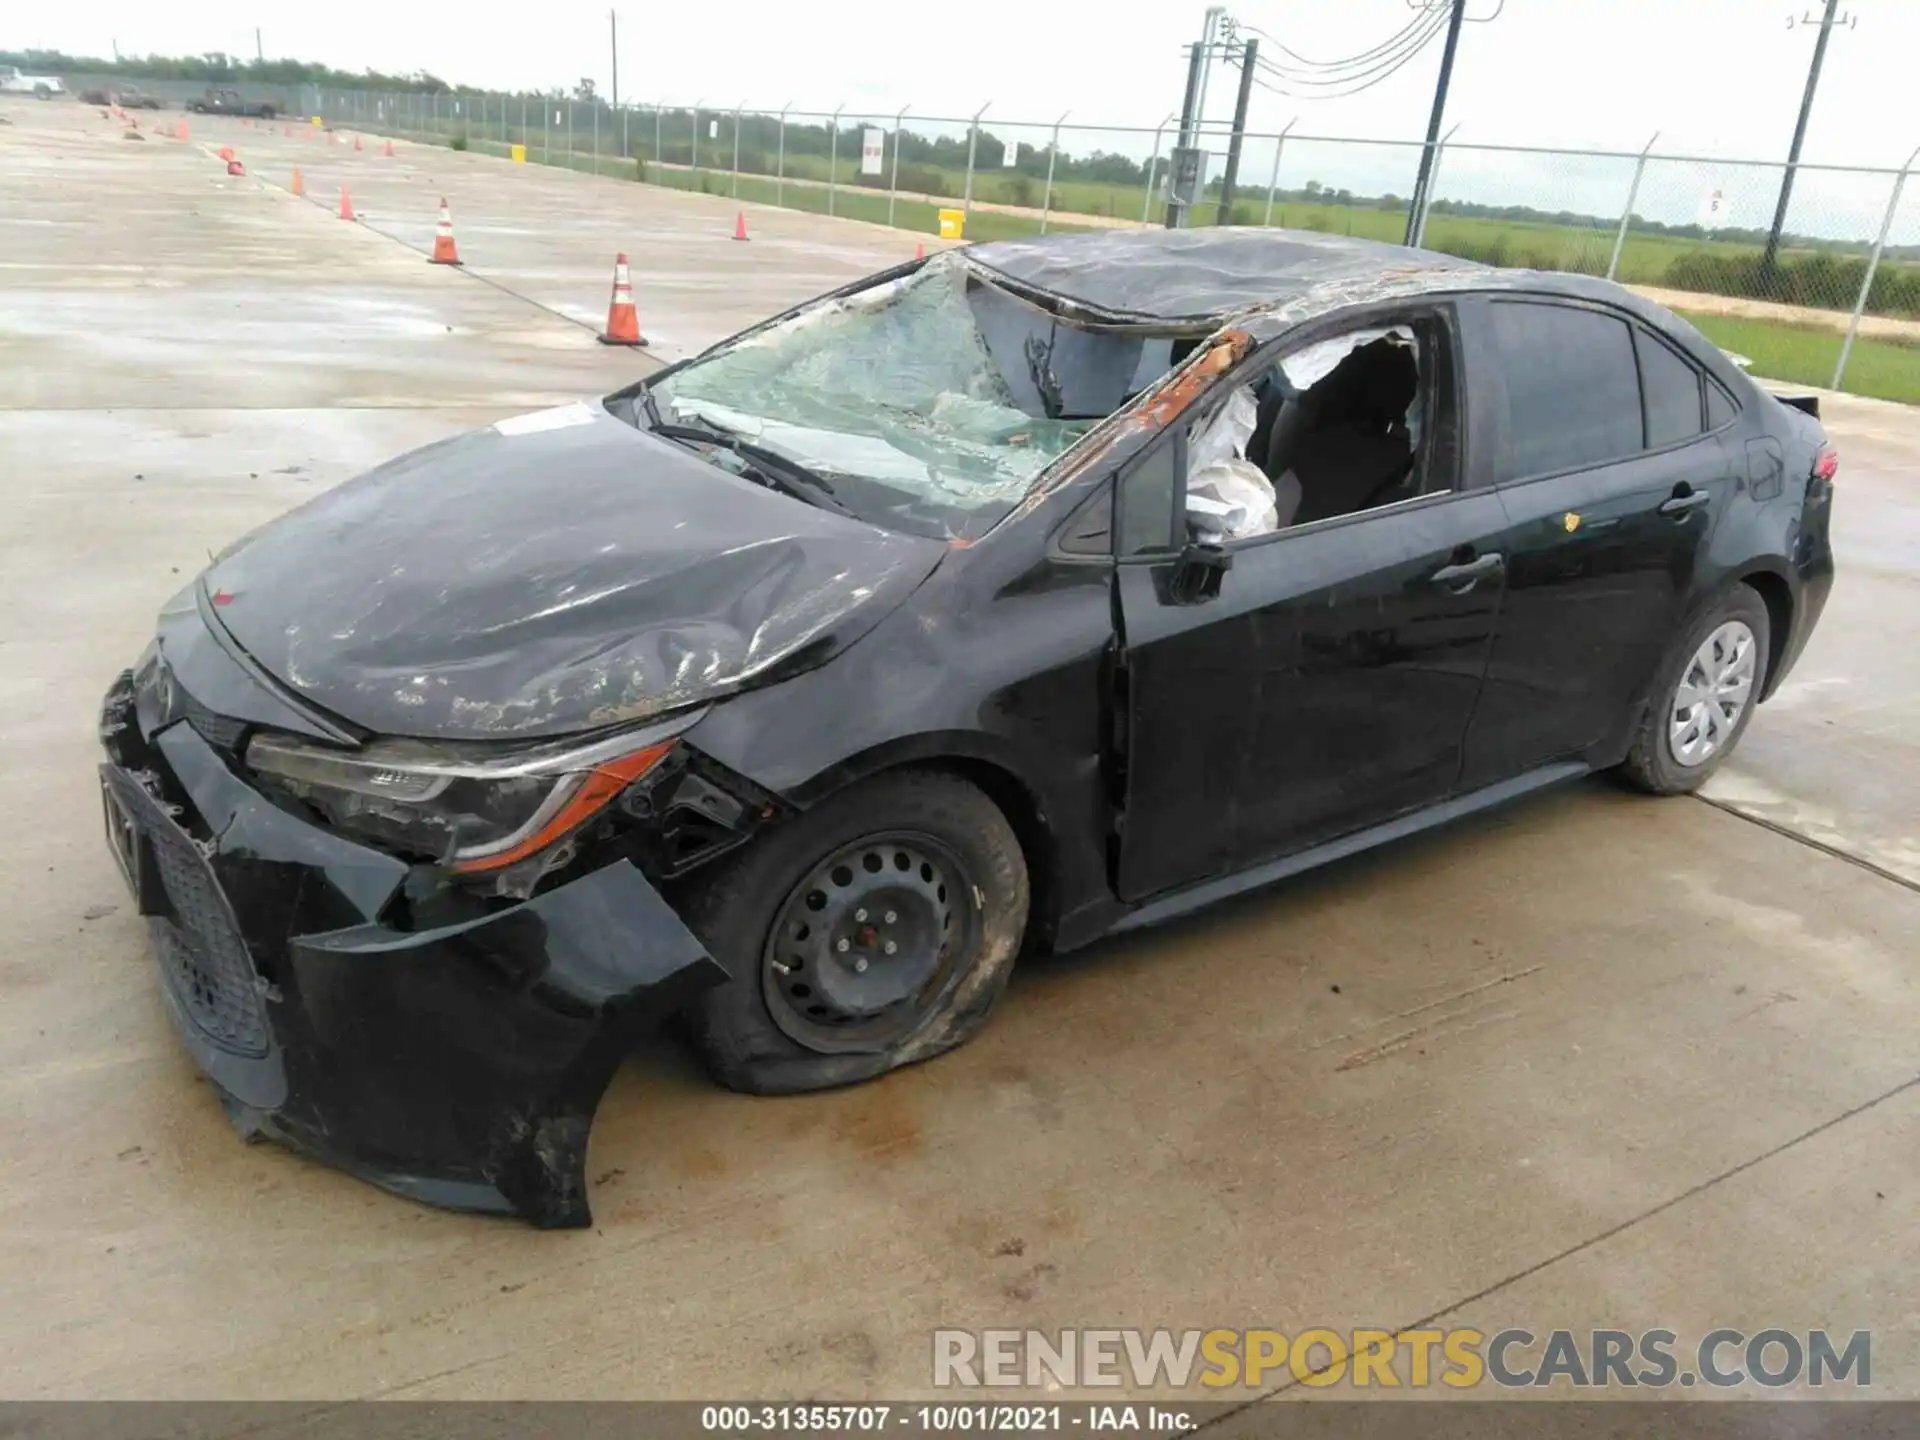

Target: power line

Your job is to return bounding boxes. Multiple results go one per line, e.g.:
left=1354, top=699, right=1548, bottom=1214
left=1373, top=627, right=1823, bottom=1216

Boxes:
left=1253, top=22, right=1446, bottom=92
left=1238, top=11, right=1439, bottom=76
left=1225, top=9, right=1449, bottom=100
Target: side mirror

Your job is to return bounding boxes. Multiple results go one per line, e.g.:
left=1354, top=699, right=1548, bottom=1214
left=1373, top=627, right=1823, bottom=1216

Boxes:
left=1162, top=539, right=1232, bottom=605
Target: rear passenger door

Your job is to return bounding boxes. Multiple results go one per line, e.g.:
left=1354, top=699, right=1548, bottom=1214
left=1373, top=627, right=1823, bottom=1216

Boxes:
left=1458, top=296, right=1739, bottom=787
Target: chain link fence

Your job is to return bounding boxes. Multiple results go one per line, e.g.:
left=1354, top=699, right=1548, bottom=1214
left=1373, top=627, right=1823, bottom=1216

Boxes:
left=272, top=84, right=1920, bottom=402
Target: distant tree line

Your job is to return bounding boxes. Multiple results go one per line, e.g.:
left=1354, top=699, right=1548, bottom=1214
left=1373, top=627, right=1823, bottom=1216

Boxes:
left=2, top=46, right=460, bottom=94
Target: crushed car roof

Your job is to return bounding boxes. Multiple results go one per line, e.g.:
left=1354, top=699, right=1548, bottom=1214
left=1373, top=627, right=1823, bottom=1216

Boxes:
left=963, top=229, right=1480, bottom=324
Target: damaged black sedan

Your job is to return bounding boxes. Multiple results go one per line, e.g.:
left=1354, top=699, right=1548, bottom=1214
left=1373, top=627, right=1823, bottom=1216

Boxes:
left=98, top=230, right=1836, bottom=1226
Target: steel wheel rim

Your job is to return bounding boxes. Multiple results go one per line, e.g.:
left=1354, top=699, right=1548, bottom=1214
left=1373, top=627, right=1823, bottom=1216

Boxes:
left=762, top=830, right=978, bottom=1053
left=1668, top=620, right=1756, bottom=768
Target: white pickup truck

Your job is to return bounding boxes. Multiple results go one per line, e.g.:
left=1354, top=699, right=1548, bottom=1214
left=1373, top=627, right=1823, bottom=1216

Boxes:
left=1, top=66, right=66, bottom=97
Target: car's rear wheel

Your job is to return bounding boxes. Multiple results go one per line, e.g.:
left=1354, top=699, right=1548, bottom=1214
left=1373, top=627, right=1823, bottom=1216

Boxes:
left=679, top=769, right=1029, bottom=1094
left=1618, top=584, right=1770, bottom=795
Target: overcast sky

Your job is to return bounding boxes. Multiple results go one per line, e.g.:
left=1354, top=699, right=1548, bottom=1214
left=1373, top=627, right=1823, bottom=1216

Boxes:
left=15, top=0, right=1914, bottom=165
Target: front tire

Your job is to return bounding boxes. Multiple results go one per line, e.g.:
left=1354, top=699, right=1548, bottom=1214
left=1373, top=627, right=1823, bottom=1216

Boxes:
left=1618, top=584, right=1770, bottom=795
left=679, top=769, right=1029, bottom=1095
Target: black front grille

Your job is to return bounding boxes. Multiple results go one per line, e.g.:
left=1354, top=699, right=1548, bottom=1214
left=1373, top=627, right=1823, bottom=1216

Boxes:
left=180, top=689, right=248, bottom=752
left=146, top=819, right=270, bottom=1057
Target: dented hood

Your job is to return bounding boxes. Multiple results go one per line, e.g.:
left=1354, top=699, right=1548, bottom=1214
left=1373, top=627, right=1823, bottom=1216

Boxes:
left=201, top=404, right=945, bottom=740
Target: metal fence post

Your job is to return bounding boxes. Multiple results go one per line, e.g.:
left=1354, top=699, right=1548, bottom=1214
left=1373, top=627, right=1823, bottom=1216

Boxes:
left=1142, top=114, right=1171, bottom=224
left=829, top=105, right=844, bottom=216
left=963, top=102, right=991, bottom=221
left=732, top=104, right=743, bottom=196
left=567, top=100, right=575, bottom=170
left=1606, top=131, right=1661, bottom=281
left=1262, top=117, right=1297, bottom=226
left=654, top=105, right=662, bottom=165
left=622, top=102, right=629, bottom=161
left=593, top=99, right=600, bottom=174
left=1833, top=141, right=1919, bottom=392
left=888, top=107, right=911, bottom=227
left=776, top=104, right=791, bottom=204
left=1411, top=123, right=1459, bottom=248
left=544, top=98, right=551, bottom=165
left=1040, top=110, right=1070, bottom=234
left=693, top=102, right=703, bottom=173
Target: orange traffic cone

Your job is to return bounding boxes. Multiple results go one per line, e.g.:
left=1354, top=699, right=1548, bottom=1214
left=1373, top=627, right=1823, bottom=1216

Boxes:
left=227, top=158, right=245, bottom=176
left=338, top=187, right=357, bottom=222
left=597, top=254, right=647, bottom=347
left=217, top=145, right=234, bottom=162
left=354, top=134, right=364, bottom=152
left=383, top=138, right=394, bottom=158
left=177, top=120, right=189, bottom=140
left=732, top=211, right=750, bottom=242
left=915, top=241, right=926, bottom=260
left=429, top=198, right=461, bottom=265
left=291, top=166, right=304, bottom=197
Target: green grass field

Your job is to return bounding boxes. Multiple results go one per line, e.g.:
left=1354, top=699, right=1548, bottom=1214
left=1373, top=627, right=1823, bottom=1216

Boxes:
left=1677, top=312, right=1920, bottom=406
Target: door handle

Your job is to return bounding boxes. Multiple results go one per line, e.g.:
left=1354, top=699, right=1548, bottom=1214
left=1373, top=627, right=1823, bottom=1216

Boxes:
left=1428, top=552, right=1505, bottom=588
left=1659, top=487, right=1712, bottom=516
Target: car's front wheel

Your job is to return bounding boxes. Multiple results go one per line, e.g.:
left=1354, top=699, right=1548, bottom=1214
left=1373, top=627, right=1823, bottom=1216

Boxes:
left=1618, top=584, right=1771, bottom=795
left=680, top=768, right=1029, bottom=1094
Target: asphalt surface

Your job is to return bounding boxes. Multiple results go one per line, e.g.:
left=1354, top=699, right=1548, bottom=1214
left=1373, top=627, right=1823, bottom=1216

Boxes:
left=1, top=99, right=1916, bottom=1403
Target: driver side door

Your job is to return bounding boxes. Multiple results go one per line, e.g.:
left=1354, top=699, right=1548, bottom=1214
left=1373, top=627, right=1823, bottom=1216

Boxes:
left=1112, top=304, right=1507, bottom=904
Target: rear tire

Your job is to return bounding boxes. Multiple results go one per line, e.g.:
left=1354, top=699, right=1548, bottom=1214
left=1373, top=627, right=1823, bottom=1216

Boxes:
left=1617, top=585, right=1770, bottom=796
left=679, top=769, right=1028, bottom=1095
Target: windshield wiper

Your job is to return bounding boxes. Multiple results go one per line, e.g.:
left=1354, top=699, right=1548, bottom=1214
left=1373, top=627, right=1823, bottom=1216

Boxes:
left=649, top=421, right=851, bottom=516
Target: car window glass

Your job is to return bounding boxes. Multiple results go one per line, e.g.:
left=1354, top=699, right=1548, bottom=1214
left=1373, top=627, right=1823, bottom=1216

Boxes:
left=1636, top=328, right=1704, bottom=448
left=1057, top=484, right=1114, bottom=555
left=1705, top=380, right=1738, bottom=430
left=1489, top=302, right=1642, bottom=481
left=1117, top=443, right=1180, bottom=556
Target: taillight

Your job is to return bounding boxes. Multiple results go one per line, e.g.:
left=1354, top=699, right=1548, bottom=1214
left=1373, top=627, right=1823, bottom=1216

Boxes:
left=1814, top=447, right=1839, bottom=482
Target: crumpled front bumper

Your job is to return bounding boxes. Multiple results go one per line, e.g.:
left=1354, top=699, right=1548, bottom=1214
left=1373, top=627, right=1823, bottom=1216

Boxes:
left=97, top=668, right=727, bottom=1228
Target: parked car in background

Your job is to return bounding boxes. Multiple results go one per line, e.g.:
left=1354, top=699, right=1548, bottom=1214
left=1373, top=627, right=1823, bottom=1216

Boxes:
left=115, top=85, right=166, bottom=110
left=1, top=66, right=64, bottom=97
left=185, top=86, right=279, bottom=118
left=96, top=230, right=1836, bottom=1229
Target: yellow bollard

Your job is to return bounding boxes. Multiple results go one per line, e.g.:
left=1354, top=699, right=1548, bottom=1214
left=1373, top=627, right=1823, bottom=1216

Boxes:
left=937, top=208, right=966, bottom=241
left=511, top=143, right=527, bottom=164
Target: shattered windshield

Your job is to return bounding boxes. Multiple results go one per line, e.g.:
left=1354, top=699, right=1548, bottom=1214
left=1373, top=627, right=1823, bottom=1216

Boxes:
left=647, top=255, right=1160, bottom=539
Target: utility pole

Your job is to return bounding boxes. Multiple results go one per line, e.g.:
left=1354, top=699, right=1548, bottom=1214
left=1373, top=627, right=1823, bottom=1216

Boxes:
left=1404, top=0, right=1467, bottom=246
left=1166, top=6, right=1226, bottom=229
left=1761, top=0, right=1853, bottom=289
left=1216, top=38, right=1258, bottom=225
left=254, top=28, right=263, bottom=63
left=609, top=10, right=619, bottom=113
left=1165, top=42, right=1206, bottom=228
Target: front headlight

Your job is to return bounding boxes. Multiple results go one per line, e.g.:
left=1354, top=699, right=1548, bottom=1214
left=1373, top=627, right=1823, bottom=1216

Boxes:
left=245, top=727, right=677, bottom=873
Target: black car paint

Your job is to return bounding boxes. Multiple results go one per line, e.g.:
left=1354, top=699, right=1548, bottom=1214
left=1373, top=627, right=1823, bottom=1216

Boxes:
left=686, top=274, right=1834, bottom=952
left=100, top=611, right=729, bottom=1226
left=98, top=234, right=1834, bottom=1226
left=202, top=406, right=947, bottom=740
